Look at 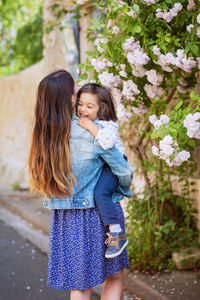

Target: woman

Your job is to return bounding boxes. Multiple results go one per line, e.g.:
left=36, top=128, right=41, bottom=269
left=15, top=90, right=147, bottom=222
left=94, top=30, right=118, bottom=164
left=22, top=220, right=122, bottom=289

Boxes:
left=28, top=70, right=133, bottom=300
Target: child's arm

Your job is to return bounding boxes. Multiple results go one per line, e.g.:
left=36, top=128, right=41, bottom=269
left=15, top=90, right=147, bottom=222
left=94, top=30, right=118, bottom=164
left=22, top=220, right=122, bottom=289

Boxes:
left=78, top=117, right=99, bottom=137
left=78, top=117, right=118, bottom=150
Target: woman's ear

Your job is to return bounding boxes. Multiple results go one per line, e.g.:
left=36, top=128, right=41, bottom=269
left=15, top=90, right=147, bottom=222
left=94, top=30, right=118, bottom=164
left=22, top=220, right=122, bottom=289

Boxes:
left=71, top=94, right=76, bottom=109
left=71, top=80, right=78, bottom=108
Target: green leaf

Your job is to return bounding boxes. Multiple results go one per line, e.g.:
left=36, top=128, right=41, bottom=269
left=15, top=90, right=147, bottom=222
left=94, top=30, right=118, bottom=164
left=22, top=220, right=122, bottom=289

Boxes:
left=190, top=90, right=195, bottom=99
left=133, top=4, right=140, bottom=11
left=151, top=131, right=160, bottom=139
left=190, top=44, right=199, bottom=56
left=165, top=36, right=170, bottom=43
left=174, top=100, right=183, bottom=111
left=78, top=63, right=85, bottom=69
left=132, top=24, right=142, bottom=34
left=185, top=42, right=191, bottom=53
left=89, top=18, right=101, bottom=25
left=188, top=139, right=195, bottom=147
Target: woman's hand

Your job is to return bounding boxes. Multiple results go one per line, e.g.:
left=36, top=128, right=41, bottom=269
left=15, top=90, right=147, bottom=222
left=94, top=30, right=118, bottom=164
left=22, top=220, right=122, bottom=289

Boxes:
left=78, top=117, right=99, bottom=137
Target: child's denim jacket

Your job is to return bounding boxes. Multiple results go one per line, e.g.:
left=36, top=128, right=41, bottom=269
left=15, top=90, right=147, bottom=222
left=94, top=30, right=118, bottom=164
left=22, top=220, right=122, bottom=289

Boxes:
left=43, top=115, right=133, bottom=209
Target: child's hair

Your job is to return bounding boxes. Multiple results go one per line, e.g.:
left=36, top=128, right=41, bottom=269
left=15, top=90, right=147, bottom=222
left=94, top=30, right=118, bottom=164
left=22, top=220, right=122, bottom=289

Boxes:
left=28, top=69, right=77, bottom=199
left=76, top=83, right=118, bottom=122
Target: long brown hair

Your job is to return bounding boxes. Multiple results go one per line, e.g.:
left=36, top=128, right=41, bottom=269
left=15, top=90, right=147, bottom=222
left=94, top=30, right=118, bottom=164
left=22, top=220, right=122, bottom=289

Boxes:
left=28, top=70, right=77, bottom=199
left=76, top=83, right=118, bottom=122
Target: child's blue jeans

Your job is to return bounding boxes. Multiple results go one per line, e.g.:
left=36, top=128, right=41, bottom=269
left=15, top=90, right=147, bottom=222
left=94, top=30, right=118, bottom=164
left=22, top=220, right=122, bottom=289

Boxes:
left=94, top=156, right=127, bottom=227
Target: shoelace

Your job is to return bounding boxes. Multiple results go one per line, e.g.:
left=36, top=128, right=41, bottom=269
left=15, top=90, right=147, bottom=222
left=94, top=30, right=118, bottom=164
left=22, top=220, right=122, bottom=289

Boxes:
left=105, top=232, right=114, bottom=246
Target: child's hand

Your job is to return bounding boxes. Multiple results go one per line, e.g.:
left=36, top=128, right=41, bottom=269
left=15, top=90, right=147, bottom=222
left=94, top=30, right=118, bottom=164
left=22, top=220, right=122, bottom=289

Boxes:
left=78, top=117, right=99, bottom=137
left=78, top=117, right=94, bottom=130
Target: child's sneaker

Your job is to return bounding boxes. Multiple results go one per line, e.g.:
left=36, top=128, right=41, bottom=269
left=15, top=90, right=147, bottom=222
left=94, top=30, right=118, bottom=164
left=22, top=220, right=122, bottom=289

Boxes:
left=105, top=232, right=128, bottom=258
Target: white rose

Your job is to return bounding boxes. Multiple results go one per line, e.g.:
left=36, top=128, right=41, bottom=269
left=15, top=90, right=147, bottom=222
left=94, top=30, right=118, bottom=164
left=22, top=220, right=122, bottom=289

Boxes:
left=152, top=146, right=159, bottom=156
left=160, top=114, right=170, bottom=125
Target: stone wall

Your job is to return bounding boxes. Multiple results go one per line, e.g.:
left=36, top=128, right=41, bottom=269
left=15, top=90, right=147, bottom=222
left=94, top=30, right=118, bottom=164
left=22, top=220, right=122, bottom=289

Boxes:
left=0, top=60, right=46, bottom=188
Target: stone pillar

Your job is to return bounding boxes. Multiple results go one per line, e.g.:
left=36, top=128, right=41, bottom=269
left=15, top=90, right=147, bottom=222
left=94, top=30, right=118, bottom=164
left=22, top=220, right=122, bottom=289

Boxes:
left=42, top=0, right=75, bottom=73
left=79, top=4, right=94, bottom=63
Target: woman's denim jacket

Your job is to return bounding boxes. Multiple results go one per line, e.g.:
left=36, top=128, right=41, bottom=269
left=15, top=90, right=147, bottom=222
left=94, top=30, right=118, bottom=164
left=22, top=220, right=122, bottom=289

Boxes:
left=43, top=115, right=133, bottom=209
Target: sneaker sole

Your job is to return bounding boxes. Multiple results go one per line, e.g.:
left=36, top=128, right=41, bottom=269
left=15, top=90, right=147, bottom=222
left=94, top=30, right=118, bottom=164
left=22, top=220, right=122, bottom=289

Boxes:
left=105, top=239, right=129, bottom=258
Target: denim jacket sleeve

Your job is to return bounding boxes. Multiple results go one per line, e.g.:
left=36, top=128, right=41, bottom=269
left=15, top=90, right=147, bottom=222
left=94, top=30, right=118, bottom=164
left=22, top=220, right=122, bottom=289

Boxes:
left=93, top=139, right=133, bottom=191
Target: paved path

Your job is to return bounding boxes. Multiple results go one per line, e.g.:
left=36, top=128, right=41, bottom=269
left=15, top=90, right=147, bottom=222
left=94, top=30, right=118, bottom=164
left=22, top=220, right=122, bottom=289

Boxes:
left=0, top=220, right=100, bottom=300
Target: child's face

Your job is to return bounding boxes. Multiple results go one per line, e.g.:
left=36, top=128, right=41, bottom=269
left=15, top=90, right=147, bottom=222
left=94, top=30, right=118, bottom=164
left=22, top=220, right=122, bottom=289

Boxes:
left=77, top=92, right=99, bottom=121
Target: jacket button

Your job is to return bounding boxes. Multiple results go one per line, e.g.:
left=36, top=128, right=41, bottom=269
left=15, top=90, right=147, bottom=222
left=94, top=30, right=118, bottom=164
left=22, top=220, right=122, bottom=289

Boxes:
left=83, top=201, right=86, bottom=205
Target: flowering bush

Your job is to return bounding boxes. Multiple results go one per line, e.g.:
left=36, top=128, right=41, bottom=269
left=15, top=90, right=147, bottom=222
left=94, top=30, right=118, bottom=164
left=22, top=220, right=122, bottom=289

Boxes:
left=79, top=0, right=200, bottom=167
left=76, top=0, right=200, bottom=270
left=149, top=91, right=200, bottom=166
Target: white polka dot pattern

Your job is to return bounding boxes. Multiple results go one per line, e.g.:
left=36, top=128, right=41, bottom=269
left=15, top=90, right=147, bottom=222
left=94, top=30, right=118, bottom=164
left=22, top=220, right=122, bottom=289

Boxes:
left=95, top=120, right=125, bottom=154
left=47, top=203, right=129, bottom=290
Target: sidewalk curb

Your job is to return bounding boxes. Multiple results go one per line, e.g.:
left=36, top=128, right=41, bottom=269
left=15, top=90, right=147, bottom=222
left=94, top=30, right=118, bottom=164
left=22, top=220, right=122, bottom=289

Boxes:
left=0, top=191, right=172, bottom=300
left=0, top=192, right=50, bottom=235
left=124, top=272, right=169, bottom=300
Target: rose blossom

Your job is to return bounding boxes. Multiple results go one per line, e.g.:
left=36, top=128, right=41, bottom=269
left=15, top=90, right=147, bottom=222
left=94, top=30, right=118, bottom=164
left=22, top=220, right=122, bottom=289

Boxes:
left=186, top=24, right=194, bottom=33
left=119, top=70, right=127, bottom=77
left=97, top=45, right=106, bottom=53
left=149, top=115, right=158, bottom=125
left=177, top=85, right=189, bottom=94
left=155, top=3, right=183, bottom=23
left=152, top=45, right=161, bottom=56
left=91, top=58, right=113, bottom=72
left=120, top=64, right=126, bottom=70
left=152, top=146, right=159, bottom=156
left=111, top=88, right=122, bottom=106
left=196, top=27, right=200, bottom=38
left=144, top=84, right=164, bottom=99
left=122, top=37, right=138, bottom=51
left=122, top=80, right=140, bottom=100
left=149, top=114, right=170, bottom=128
left=159, top=144, right=174, bottom=157
left=160, top=114, right=170, bottom=125
left=162, top=135, right=173, bottom=145
left=94, top=37, right=108, bottom=45
left=166, top=150, right=191, bottom=166
left=183, top=113, right=200, bottom=139
left=174, top=3, right=183, bottom=11
left=143, top=0, right=159, bottom=4
left=197, top=14, right=200, bottom=24
left=91, top=58, right=106, bottom=72
left=132, top=103, right=148, bottom=115
left=116, top=103, right=132, bottom=121
left=154, top=120, right=163, bottom=129
left=163, top=12, right=173, bottom=23
left=127, top=50, right=150, bottom=66
left=112, top=26, right=120, bottom=34
left=146, top=69, right=163, bottom=86
left=187, top=0, right=196, bottom=11
left=156, top=9, right=164, bottom=19
left=126, top=10, right=137, bottom=19
left=178, top=78, right=187, bottom=86
left=131, top=65, right=146, bottom=77
left=177, top=151, right=191, bottom=162
left=98, top=71, right=121, bottom=88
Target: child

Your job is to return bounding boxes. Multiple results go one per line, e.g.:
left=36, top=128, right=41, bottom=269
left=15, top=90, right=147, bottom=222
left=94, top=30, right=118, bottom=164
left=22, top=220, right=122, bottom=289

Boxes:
left=76, top=82, right=130, bottom=258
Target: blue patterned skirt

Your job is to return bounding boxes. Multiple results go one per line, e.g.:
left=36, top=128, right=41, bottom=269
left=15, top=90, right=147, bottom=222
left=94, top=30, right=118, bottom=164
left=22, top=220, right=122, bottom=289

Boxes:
left=47, top=202, right=129, bottom=290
